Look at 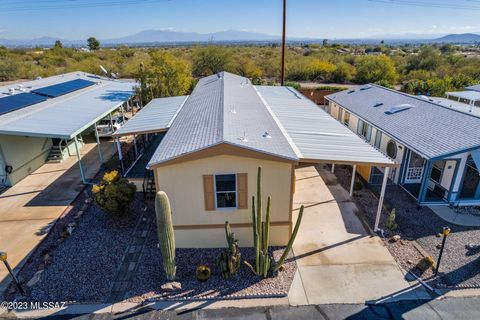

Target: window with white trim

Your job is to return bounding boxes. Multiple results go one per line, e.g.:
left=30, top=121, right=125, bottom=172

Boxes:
left=215, top=174, right=237, bottom=208
left=357, top=119, right=372, bottom=141
left=343, top=111, right=350, bottom=126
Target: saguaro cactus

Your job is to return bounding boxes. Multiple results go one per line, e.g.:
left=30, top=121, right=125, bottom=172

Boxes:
left=155, top=191, right=176, bottom=281
left=246, top=166, right=304, bottom=277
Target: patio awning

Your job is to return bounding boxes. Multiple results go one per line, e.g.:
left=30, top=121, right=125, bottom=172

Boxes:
left=113, top=95, right=188, bottom=137
left=0, top=72, right=136, bottom=139
left=446, top=91, right=480, bottom=102
left=254, top=86, right=397, bottom=167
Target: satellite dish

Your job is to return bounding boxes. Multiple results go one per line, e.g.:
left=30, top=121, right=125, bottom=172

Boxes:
left=99, top=65, right=108, bottom=76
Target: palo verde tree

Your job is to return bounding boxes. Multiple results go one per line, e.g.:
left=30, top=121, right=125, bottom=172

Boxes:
left=135, top=51, right=192, bottom=105
left=192, top=46, right=233, bottom=77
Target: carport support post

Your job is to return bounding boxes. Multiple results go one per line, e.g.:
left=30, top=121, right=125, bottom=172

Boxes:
left=74, top=136, right=87, bottom=184
left=116, top=137, right=124, bottom=174
left=349, top=164, right=357, bottom=196
left=331, top=164, right=335, bottom=173
left=93, top=122, right=104, bottom=164
left=374, top=166, right=390, bottom=232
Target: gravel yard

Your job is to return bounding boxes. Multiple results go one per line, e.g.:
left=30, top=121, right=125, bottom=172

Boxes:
left=125, top=214, right=296, bottom=301
left=5, top=190, right=296, bottom=303
left=333, top=165, right=480, bottom=288
left=5, top=191, right=141, bottom=303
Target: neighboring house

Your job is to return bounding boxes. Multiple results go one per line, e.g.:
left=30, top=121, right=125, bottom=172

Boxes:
left=445, top=83, right=480, bottom=109
left=466, top=84, right=480, bottom=92
left=0, top=72, right=136, bottom=186
left=325, top=84, right=480, bottom=207
left=116, top=72, right=395, bottom=247
left=445, top=90, right=480, bottom=108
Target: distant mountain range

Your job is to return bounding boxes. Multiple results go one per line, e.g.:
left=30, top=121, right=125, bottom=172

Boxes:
left=431, top=33, right=480, bottom=43
left=1, top=30, right=480, bottom=47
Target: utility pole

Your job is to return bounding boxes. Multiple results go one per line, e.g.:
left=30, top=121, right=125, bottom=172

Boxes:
left=280, top=0, right=286, bottom=86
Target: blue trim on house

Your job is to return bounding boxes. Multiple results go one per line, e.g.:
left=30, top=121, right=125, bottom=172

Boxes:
left=447, top=158, right=461, bottom=202
left=430, top=145, right=480, bottom=162
left=418, top=160, right=432, bottom=203
left=398, top=148, right=410, bottom=184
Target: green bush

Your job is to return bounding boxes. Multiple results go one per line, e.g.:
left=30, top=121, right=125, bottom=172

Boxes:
left=284, top=81, right=301, bottom=90
left=92, top=170, right=136, bottom=215
left=385, top=209, right=398, bottom=231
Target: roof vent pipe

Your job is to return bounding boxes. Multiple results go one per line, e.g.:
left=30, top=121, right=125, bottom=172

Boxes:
left=8, top=88, right=15, bottom=95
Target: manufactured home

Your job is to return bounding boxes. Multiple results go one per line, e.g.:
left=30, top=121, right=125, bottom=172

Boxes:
left=115, top=72, right=396, bottom=247
left=326, top=84, right=480, bottom=207
left=0, top=72, right=136, bottom=187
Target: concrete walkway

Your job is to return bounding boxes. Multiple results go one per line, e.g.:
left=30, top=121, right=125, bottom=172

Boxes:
left=288, top=165, right=430, bottom=305
left=428, top=205, right=480, bottom=227
left=0, top=137, right=115, bottom=294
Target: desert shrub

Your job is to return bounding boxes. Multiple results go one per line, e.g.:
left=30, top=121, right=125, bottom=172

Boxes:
left=92, top=170, right=136, bottom=215
left=416, top=256, right=434, bottom=273
left=385, top=209, right=398, bottom=231
left=284, top=81, right=301, bottom=90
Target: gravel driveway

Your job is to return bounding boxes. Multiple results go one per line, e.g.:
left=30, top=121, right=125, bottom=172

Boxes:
left=334, top=165, right=480, bottom=288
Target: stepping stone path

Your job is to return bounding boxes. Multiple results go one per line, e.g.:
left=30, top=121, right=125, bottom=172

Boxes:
left=108, top=205, right=153, bottom=302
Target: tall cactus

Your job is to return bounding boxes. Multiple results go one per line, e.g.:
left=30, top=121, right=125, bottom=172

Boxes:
left=246, top=166, right=304, bottom=278
left=155, top=191, right=176, bottom=281
left=218, top=221, right=241, bottom=279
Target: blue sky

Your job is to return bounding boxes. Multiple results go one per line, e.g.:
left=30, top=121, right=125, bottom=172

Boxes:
left=0, top=0, right=479, bottom=39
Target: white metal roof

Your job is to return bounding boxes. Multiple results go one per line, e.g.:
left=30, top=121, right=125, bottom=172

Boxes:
left=0, top=72, right=136, bottom=139
left=148, top=72, right=298, bottom=167
left=113, top=95, right=188, bottom=137
left=255, top=85, right=396, bottom=167
left=424, top=96, right=480, bottom=118
left=446, top=91, right=480, bottom=102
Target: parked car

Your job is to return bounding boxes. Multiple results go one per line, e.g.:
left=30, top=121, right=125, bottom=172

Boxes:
left=96, top=115, right=128, bottom=137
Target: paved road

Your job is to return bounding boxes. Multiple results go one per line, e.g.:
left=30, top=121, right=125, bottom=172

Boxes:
left=14, top=297, right=479, bottom=319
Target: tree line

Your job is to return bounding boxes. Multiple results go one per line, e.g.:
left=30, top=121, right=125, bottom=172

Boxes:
left=0, top=42, right=479, bottom=101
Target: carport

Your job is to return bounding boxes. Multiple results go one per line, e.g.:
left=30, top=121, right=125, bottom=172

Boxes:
left=255, top=85, right=399, bottom=232
left=112, top=95, right=188, bottom=176
left=0, top=73, right=136, bottom=184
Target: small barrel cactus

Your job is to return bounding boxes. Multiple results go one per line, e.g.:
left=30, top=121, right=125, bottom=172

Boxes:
left=196, top=265, right=211, bottom=282
left=155, top=191, right=176, bottom=281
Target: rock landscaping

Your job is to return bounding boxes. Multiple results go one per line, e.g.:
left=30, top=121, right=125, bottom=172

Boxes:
left=126, top=231, right=296, bottom=301
left=4, top=182, right=296, bottom=304
left=333, top=165, right=480, bottom=288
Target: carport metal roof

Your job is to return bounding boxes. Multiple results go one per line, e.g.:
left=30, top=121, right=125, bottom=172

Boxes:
left=113, top=95, right=188, bottom=137
left=446, top=91, right=480, bottom=102
left=0, top=72, right=136, bottom=139
left=255, top=85, right=397, bottom=167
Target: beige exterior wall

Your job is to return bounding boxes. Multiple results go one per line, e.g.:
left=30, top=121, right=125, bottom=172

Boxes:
left=0, top=135, right=52, bottom=186
left=154, top=154, right=293, bottom=248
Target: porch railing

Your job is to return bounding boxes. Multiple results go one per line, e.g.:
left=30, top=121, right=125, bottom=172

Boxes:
left=404, top=167, right=423, bottom=184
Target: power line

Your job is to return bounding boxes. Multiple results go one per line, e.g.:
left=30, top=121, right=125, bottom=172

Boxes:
left=0, top=0, right=172, bottom=12
left=368, top=0, right=480, bottom=10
